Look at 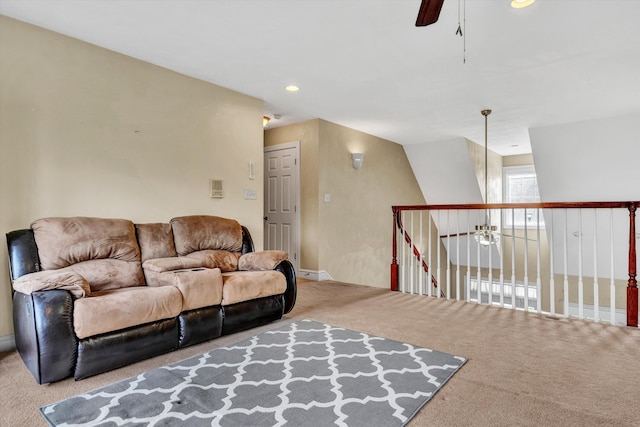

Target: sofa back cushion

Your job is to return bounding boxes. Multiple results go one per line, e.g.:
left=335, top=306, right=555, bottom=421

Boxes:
left=135, top=223, right=177, bottom=262
left=170, top=215, right=243, bottom=256
left=31, top=217, right=143, bottom=291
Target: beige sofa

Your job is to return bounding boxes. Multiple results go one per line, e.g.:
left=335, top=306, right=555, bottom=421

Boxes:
left=7, top=215, right=297, bottom=383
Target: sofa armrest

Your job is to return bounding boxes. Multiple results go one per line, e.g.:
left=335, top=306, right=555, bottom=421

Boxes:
left=274, top=259, right=297, bottom=314
left=13, top=269, right=90, bottom=298
left=238, top=250, right=288, bottom=271
left=13, top=290, right=77, bottom=384
left=142, top=256, right=203, bottom=273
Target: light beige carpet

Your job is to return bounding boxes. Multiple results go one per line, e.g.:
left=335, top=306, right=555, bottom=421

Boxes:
left=1, top=280, right=639, bottom=426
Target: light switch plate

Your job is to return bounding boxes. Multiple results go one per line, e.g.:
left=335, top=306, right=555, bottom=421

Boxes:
left=244, top=189, right=257, bottom=200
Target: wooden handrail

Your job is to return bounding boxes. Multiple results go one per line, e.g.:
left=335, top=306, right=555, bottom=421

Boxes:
left=392, top=201, right=640, bottom=327
left=393, top=201, right=638, bottom=211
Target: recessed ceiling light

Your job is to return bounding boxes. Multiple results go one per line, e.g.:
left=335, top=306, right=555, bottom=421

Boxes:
left=285, top=85, right=300, bottom=92
left=511, top=0, right=536, bottom=8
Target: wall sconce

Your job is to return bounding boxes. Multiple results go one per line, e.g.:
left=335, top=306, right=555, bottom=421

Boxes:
left=263, top=116, right=270, bottom=127
left=351, top=153, right=365, bottom=169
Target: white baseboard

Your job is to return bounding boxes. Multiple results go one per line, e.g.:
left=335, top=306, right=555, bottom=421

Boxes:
left=568, top=303, right=627, bottom=325
left=299, top=269, right=334, bottom=281
left=0, top=334, right=15, bottom=352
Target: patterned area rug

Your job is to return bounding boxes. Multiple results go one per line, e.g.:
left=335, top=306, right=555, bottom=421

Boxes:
left=41, top=320, right=466, bottom=426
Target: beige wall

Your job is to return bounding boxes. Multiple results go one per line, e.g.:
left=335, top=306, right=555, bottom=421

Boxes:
left=467, top=139, right=503, bottom=204
left=0, top=16, right=265, bottom=337
left=318, top=120, right=425, bottom=287
left=266, top=119, right=425, bottom=288
left=264, top=120, right=320, bottom=271
left=503, top=153, right=534, bottom=167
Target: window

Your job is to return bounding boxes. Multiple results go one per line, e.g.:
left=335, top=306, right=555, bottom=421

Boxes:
left=467, top=278, right=538, bottom=311
left=503, top=165, right=544, bottom=228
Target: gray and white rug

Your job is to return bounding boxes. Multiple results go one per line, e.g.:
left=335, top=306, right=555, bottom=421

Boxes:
left=41, top=320, right=466, bottom=426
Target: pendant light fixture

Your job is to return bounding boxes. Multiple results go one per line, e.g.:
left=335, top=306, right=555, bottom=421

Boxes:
left=474, top=109, right=500, bottom=247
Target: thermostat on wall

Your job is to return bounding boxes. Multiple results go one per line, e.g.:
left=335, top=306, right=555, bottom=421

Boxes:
left=210, top=179, right=224, bottom=198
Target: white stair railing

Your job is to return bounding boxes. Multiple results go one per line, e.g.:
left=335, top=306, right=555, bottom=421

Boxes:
left=391, top=202, right=639, bottom=327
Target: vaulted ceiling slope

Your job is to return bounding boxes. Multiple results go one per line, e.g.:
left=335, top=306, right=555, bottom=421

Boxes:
left=1, top=0, right=639, bottom=155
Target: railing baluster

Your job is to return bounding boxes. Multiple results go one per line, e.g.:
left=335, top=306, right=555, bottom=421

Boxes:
left=499, top=207, right=505, bottom=307
left=536, top=208, right=542, bottom=313
left=563, top=209, right=569, bottom=318
left=419, top=211, right=424, bottom=296
left=549, top=210, right=556, bottom=316
left=476, top=210, right=482, bottom=304
left=578, top=209, right=584, bottom=319
left=456, top=209, right=461, bottom=301
left=437, top=210, right=441, bottom=298
left=466, top=210, right=471, bottom=302
left=610, top=208, right=616, bottom=324
left=488, top=209, right=493, bottom=305
left=446, top=210, right=451, bottom=299
left=524, top=208, right=529, bottom=311
left=593, top=208, right=599, bottom=322
left=511, top=208, right=516, bottom=309
left=410, top=211, right=415, bottom=294
left=401, top=210, right=406, bottom=293
left=427, top=211, right=432, bottom=297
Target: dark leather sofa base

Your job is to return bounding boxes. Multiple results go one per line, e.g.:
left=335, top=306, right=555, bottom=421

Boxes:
left=14, top=290, right=77, bottom=384
left=222, top=295, right=284, bottom=336
left=178, top=306, right=223, bottom=348
left=75, top=318, right=178, bottom=380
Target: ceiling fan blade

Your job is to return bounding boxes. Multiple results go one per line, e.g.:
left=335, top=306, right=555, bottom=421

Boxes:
left=416, top=0, right=445, bottom=27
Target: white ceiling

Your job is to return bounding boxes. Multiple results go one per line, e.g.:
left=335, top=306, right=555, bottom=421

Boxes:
left=1, top=0, right=639, bottom=155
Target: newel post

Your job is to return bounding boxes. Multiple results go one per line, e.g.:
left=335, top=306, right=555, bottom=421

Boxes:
left=391, top=208, right=399, bottom=291
left=627, top=203, right=638, bottom=327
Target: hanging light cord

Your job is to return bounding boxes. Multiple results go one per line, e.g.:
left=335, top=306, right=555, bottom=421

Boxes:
left=481, top=109, right=492, bottom=203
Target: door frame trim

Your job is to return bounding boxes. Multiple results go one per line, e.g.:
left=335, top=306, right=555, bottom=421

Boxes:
left=264, top=141, right=301, bottom=273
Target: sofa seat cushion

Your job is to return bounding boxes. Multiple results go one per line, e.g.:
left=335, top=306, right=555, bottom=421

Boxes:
left=145, top=268, right=223, bottom=311
left=171, top=215, right=243, bottom=256
left=221, top=271, right=286, bottom=306
left=184, top=250, right=240, bottom=272
left=73, top=286, right=182, bottom=339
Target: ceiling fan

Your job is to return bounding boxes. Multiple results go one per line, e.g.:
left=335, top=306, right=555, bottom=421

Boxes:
left=415, top=0, right=445, bottom=27
left=439, top=110, right=537, bottom=246
left=416, top=0, right=537, bottom=27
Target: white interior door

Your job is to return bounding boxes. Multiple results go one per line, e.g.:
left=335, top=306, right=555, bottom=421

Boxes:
left=264, top=142, right=300, bottom=272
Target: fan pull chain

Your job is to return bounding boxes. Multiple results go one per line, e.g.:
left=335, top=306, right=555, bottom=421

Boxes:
left=456, top=0, right=463, bottom=36
left=456, top=0, right=467, bottom=64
